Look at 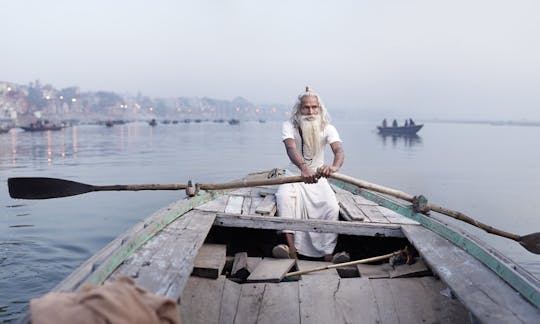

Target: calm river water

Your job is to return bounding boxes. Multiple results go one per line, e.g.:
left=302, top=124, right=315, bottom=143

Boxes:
left=1, top=119, right=540, bottom=321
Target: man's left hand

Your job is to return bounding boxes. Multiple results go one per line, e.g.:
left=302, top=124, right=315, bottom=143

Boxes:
left=318, top=165, right=338, bottom=178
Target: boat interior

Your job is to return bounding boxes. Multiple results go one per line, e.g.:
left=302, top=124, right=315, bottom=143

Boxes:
left=175, top=182, right=470, bottom=323
left=50, top=170, right=539, bottom=324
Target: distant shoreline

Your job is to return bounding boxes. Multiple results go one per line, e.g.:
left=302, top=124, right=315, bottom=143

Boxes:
left=420, top=119, right=540, bottom=127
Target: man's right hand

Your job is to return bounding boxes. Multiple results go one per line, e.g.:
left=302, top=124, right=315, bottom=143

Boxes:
left=301, top=168, right=319, bottom=184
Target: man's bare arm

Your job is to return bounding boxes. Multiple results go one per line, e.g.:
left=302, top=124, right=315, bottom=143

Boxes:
left=319, top=141, right=344, bottom=177
left=283, top=138, right=318, bottom=183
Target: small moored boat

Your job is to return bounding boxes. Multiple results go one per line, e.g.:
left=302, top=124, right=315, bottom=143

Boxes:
left=8, top=170, right=540, bottom=323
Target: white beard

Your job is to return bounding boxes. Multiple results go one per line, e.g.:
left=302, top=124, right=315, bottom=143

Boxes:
left=299, top=115, right=322, bottom=159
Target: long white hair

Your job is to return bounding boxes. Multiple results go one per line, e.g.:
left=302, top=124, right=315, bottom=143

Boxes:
left=290, top=86, right=331, bottom=129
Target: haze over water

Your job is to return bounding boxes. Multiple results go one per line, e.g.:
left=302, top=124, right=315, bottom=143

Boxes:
left=1, top=120, right=539, bottom=321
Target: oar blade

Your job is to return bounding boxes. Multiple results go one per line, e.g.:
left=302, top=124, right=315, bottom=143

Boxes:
left=8, top=177, right=95, bottom=199
left=519, top=232, right=540, bottom=255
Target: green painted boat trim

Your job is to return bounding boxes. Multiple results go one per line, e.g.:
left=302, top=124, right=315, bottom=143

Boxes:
left=86, top=190, right=222, bottom=286
left=331, top=179, right=540, bottom=309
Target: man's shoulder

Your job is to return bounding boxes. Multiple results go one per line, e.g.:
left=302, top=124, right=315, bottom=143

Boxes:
left=323, top=123, right=338, bottom=131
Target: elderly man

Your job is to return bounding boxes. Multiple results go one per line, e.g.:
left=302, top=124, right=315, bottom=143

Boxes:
left=273, top=86, right=348, bottom=263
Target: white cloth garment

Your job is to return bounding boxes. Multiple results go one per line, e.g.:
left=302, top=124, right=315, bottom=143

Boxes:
left=275, top=121, right=341, bottom=257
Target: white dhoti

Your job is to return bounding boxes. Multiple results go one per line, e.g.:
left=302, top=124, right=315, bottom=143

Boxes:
left=275, top=173, right=339, bottom=258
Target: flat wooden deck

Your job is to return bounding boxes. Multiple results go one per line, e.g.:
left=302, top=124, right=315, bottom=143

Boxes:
left=180, top=271, right=469, bottom=324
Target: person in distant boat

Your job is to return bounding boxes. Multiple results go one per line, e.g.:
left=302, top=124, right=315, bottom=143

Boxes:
left=382, top=119, right=387, bottom=127
left=409, top=118, right=415, bottom=126
left=273, top=86, right=349, bottom=263
left=404, top=119, right=409, bottom=127
left=392, top=119, right=398, bottom=127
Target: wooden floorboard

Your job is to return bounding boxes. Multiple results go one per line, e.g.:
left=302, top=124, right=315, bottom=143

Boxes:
left=234, top=283, right=266, bottom=324
left=219, top=279, right=242, bottom=324
left=246, top=258, right=296, bottom=283
left=180, top=276, right=226, bottom=324
left=256, top=282, right=300, bottom=324
left=299, top=276, right=342, bottom=324
left=334, top=278, right=381, bottom=323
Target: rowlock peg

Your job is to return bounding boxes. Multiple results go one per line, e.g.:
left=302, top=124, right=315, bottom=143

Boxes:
left=412, top=195, right=429, bottom=213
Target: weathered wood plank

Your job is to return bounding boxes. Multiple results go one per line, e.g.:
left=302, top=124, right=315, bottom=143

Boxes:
left=180, top=276, right=226, bottom=324
left=54, top=194, right=219, bottom=292
left=378, top=206, right=419, bottom=225
left=370, top=278, right=469, bottom=324
left=214, top=213, right=404, bottom=237
left=334, top=278, right=381, bottom=323
left=112, top=210, right=216, bottom=300
left=225, top=195, right=244, bottom=214
left=246, top=258, right=296, bottom=283
left=192, top=244, right=227, bottom=279
left=219, top=279, right=242, bottom=324
left=233, top=283, right=266, bottom=323
left=356, top=263, right=392, bottom=279
left=248, top=196, right=265, bottom=215
left=255, top=194, right=277, bottom=216
left=336, top=192, right=366, bottom=221
left=358, top=205, right=390, bottom=223
left=389, top=257, right=430, bottom=278
left=257, top=282, right=300, bottom=324
left=402, top=225, right=540, bottom=323
left=352, top=194, right=378, bottom=206
left=241, top=196, right=252, bottom=215
left=299, top=276, right=342, bottom=324
left=247, top=257, right=263, bottom=269
left=231, top=252, right=251, bottom=279
left=196, top=195, right=229, bottom=212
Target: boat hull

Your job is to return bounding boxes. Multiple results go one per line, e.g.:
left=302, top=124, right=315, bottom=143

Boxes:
left=378, top=124, right=423, bottom=135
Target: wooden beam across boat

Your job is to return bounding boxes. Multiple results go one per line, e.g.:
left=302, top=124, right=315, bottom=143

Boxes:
left=213, top=213, right=405, bottom=237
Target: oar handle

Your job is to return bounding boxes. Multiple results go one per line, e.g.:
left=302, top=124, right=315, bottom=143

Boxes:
left=95, top=184, right=188, bottom=191
left=330, top=173, right=415, bottom=201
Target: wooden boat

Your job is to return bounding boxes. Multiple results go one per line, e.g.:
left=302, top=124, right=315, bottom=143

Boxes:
left=228, top=118, right=240, bottom=125
left=148, top=119, right=158, bottom=126
left=20, top=121, right=63, bottom=132
left=11, top=170, right=540, bottom=323
left=378, top=124, right=423, bottom=135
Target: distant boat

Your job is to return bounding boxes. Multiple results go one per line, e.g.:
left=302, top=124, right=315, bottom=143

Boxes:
left=105, top=121, right=114, bottom=127
left=149, top=119, right=158, bottom=126
left=21, top=121, right=62, bottom=132
left=228, top=119, right=240, bottom=125
left=259, top=119, right=266, bottom=123
left=377, top=124, right=423, bottom=135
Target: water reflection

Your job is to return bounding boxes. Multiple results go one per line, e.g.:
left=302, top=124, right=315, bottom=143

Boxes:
left=378, top=133, right=422, bottom=147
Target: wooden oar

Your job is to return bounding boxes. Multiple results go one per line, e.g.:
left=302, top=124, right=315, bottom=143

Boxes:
left=7, top=176, right=305, bottom=200
left=8, top=172, right=539, bottom=254
left=283, top=250, right=401, bottom=278
left=329, top=173, right=540, bottom=255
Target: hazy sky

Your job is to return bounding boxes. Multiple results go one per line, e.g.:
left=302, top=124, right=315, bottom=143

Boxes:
left=2, top=0, right=539, bottom=120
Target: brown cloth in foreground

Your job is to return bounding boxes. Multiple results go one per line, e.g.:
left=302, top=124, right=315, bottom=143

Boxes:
left=30, top=276, right=180, bottom=324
